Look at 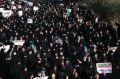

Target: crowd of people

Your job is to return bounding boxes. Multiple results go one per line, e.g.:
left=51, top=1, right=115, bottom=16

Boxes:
left=0, top=0, right=120, bottom=79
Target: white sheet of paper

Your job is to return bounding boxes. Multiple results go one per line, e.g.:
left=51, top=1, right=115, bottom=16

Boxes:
left=0, top=8, right=4, bottom=12
left=27, top=18, right=33, bottom=24
left=18, top=11, right=23, bottom=16
left=67, top=9, right=71, bottom=13
left=10, top=1, right=15, bottom=5
left=60, top=3, right=64, bottom=6
left=11, top=6, right=16, bottom=10
left=0, top=45, right=10, bottom=52
left=33, top=6, right=39, bottom=11
left=34, top=77, right=40, bottom=79
left=108, top=47, right=117, bottom=52
left=4, top=45, right=10, bottom=53
left=33, top=76, right=48, bottom=79
left=28, top=2, right=33, bottom=6
left=2, top=10, right=13, bottom=18
left=12, top=40, right=25, bottom=46
left=79, top=18, right=83, bottom=23
left=17, top=5, right=22, bottom=9
left=95, top=17, right=99, bottom=23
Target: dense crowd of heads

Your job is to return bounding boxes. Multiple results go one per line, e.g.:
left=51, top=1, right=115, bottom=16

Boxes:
left=0, top=0, right=120, bottom=79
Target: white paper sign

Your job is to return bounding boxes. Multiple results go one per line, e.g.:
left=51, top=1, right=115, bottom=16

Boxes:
left=67, top=9, right=71, bottom=16
left=27, top=18, right=33, bottom=24
left=18, top=11, right=23, bottom=16
left=2, top=10, right=13, bottom=18
left=60, top=3, right=64, bottom=6
left=95, top=17, right=99, bottom=23
left=108, top=47, right=117, bottom=52
left=12, top=40, right=25, bottom=46
left=4, top=45, right=10, bottom=53
left=34, top=76, right=48, bottom=79
left=11, top=6, right=17, bottom=10
left=96, top=63, right=112, bottom=74
left=0, top=8, right=4, bottom=12
left=79, top=18, right=83, bottom=23
left=10, top=1, right=15, bottom=5
left=33, top=6, right=39, bottom=11
left=0, top=45, right=10, bottom=52
left=67, top=9, right=71, bottom=13
left=27, top=2, right=33, bottom=6
left=17, top=5, right=22, bottom=9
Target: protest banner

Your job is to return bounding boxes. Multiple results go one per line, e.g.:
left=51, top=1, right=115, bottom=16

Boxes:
left=2, top=10, right=13, bottom=18
left=96, top=63, right=112, bottom=74
left=17, top=5, right=22, bottom=9
left=12, top=40, right=25, bottom=46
